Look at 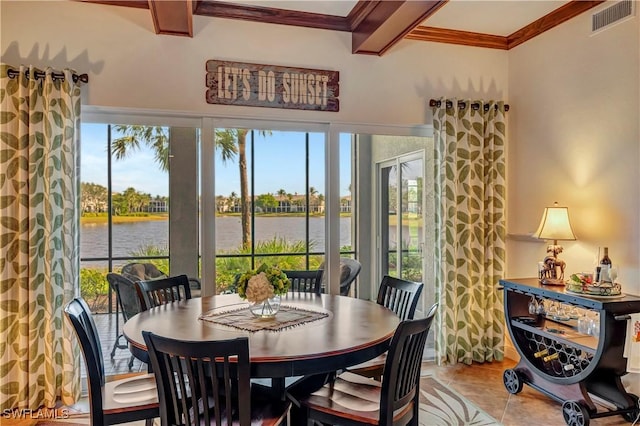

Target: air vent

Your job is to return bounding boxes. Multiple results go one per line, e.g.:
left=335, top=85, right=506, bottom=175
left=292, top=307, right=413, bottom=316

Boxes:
left=592, top=0, right=634, bottom=33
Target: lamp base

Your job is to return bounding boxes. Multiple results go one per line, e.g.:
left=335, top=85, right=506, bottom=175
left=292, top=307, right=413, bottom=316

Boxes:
left=540, top=278, right=565, bottom=286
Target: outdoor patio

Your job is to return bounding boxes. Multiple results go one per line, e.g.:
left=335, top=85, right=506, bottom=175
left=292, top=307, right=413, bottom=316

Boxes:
left=86, top=312, right=147, bottom=378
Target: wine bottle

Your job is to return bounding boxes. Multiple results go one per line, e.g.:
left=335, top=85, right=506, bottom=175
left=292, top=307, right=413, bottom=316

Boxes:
left=564, top=354, right=579, bottom=373
left=533, top=348, right=548, bottom=358
left=600, top=247, right=612, bottom=267
left=598, top=247, right=612, bottom=282
left=543, top=352, right=559, bottom=362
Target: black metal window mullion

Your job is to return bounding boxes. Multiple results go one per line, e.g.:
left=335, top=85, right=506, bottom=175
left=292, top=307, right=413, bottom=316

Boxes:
left=250, top=130, right=256, bottom=269
left=305, top=132, right=310, bottom=269
left=107, top=125, right=114, bottom=315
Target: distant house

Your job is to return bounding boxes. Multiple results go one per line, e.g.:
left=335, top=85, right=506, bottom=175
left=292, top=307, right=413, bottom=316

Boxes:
left=147, top=200, right=168, bottom=213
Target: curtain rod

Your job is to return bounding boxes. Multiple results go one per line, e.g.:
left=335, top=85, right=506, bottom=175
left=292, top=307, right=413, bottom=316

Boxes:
left=429, top=99, right=509, bottom=112
left=6, top=68, right=89, bottom=84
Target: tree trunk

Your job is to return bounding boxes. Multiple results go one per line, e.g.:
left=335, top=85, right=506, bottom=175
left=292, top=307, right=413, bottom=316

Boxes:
left=237, top=129, right=251, bottom=249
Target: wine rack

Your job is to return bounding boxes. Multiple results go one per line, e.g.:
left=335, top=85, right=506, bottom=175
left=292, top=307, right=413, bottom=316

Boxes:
left=513, top=328, right=594, bottom=379
left=500, top=278, right=640, bottom=426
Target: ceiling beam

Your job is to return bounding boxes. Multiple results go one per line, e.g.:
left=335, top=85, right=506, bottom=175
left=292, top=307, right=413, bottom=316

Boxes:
left=351, top=0, right=446, bottom=56
left=148, top=0, right=193, bottom=37
left=79, top=0, right=149, bottom=9
left=507, top=0, right=605, bottom=49
left=194, top=1, right=350, bottom=32
left=406, top=27, right=508, bottom=50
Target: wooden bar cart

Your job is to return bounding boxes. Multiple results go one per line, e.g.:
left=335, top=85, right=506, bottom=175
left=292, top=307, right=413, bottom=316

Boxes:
left=500, top=278, right=640, bottom=426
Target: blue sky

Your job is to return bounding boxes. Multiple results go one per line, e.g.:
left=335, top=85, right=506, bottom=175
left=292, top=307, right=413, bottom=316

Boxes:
left=81, top=124, right=352, bottom=197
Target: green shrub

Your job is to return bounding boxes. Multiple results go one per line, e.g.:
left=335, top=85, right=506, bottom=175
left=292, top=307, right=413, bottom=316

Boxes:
left=215, top=237, right=324, bottom=293
left=127, top=245, right=169, bottom=274
left=80, top=267, right=110, bottom=312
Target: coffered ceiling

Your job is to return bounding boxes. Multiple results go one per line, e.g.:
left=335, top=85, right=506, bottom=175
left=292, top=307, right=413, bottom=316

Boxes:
left=80, top=0, right=606, bottom=55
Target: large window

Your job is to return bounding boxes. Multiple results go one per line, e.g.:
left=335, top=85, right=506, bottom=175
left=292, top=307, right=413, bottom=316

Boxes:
left=80, top=123, right=170, bottom=313
left=80, top=118, right=431, bottom=306
left=213, top=129, right=333, bottom=293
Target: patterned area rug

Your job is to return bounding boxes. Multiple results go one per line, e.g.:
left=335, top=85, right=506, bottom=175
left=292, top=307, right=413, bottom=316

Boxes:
left=420, top=376, right=502, bottom=425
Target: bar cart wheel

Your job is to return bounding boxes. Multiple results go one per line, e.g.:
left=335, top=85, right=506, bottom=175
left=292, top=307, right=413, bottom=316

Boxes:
left=503, top=369, right=523, bottom=394
left=562, top=400, right=589, bottom=426
left=622, top=394, right=640, bottom=423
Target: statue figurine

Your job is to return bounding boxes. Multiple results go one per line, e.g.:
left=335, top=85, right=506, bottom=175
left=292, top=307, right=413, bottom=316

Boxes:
left=540, top=245, right=566, bottom=285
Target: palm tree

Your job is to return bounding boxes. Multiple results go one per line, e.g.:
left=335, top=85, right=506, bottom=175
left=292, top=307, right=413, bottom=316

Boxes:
left=112, top=125, right=170, bottom=171
left=215, top=129, right=271, bottom=249
left=111, top=125, right=257, bottom=249
left=215, top=129, right=250, bottom=248
left=229, top=191, right=238, bottom=210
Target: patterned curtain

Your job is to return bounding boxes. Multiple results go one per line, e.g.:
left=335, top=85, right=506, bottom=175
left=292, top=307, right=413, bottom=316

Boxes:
left=0, top=64, right=84, bottom=410
left=432, top=98, right=506, bottom=365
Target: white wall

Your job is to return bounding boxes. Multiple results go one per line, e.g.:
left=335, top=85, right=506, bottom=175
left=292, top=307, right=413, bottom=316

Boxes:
left=507, top=5, right=639, bottom=391
left=507, top=4, right=640, bottom=297
left=1, top=1, right=507, bottom=126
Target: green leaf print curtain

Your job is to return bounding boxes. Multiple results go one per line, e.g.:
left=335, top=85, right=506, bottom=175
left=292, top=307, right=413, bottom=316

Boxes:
left=432, top=98, right=506, bottom=365
left=0, top=64, right=84, bottom=410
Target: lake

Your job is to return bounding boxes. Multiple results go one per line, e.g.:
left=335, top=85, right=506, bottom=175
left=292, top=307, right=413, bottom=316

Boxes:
left=81, top=216, right=353, bottom=259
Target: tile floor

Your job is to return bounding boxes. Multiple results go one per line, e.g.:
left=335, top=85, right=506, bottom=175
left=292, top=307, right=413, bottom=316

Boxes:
left=423, top=360, right=634, bottom=425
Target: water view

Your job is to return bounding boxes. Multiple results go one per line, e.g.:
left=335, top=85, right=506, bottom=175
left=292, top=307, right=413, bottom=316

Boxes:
left=81, top=216, right=353, bottom=259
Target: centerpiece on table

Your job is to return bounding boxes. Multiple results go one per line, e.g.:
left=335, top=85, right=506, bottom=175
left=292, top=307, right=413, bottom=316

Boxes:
left=237, top=263, right=290, bottom=318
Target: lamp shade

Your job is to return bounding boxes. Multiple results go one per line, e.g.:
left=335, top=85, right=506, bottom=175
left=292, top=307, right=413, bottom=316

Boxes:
left=534, top=203, right=576, bottom=241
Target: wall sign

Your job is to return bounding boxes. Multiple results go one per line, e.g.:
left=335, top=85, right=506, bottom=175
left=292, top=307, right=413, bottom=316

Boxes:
left=206, top=60, right=339, bottom=112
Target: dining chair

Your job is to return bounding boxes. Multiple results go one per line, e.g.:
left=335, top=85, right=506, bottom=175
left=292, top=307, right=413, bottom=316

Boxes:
left=298, top=303, right=437, bottom=426
left=283, top=269, right=324, bottom=295
left=64, top=297, right=159, bottom=426
left=121, top=262, right=166, bottom=281
left=338, top=258, right=362, bottom=296
left=348, top=275, right=425, bottom=380
left=123, top=262, right=202, bottom=297
left=319, top=258, right=362, bottom=296
left=136, top=274, right=192, bottom=311
left=142, top=331, right=291, bottom=426
left=376, top=275, right=424, bottom=321
left=106, top=272, right=147, bottom=369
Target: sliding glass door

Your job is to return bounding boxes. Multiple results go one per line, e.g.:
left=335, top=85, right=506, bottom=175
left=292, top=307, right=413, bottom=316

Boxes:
left=379, top=154, right=424, bottom=284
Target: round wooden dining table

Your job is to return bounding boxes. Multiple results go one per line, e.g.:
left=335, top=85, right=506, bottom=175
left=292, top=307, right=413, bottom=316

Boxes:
left=123, top=293, right=400, bottom=383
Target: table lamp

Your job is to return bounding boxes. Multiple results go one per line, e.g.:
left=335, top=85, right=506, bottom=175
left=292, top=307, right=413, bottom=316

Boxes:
left=534, top=202, right=576, bottom=285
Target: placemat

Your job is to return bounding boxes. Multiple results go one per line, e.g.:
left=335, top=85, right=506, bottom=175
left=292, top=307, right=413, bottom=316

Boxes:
left=199, top=305, right=329, bottom=332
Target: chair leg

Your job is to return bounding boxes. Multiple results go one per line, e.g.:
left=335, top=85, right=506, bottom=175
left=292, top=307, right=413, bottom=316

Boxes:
left=128, top=355, right=135, bottom=371
left=144, top=418, right=154, bottom=426
left=411, top=381, right=420, bottom=425
left=111, top=333, right=128, bottom=359
left=110, top=340, right=118, bottom=359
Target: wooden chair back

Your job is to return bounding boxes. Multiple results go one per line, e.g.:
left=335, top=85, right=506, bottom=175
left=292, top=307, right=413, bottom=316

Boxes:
left=136, top=274, right=192, bottom=311
left=64, top=298, right=108, bottom=420
left=300, top=303, right=437, bottom=425
left=283, top=269, right=324, bottom=295
left=376, top=275, right=424, bottom=320
left=64, top=297, right=159, bottom=426
left=142, top=332, right=251, bottom=425
left=379, top=303, right=437, bottom=424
